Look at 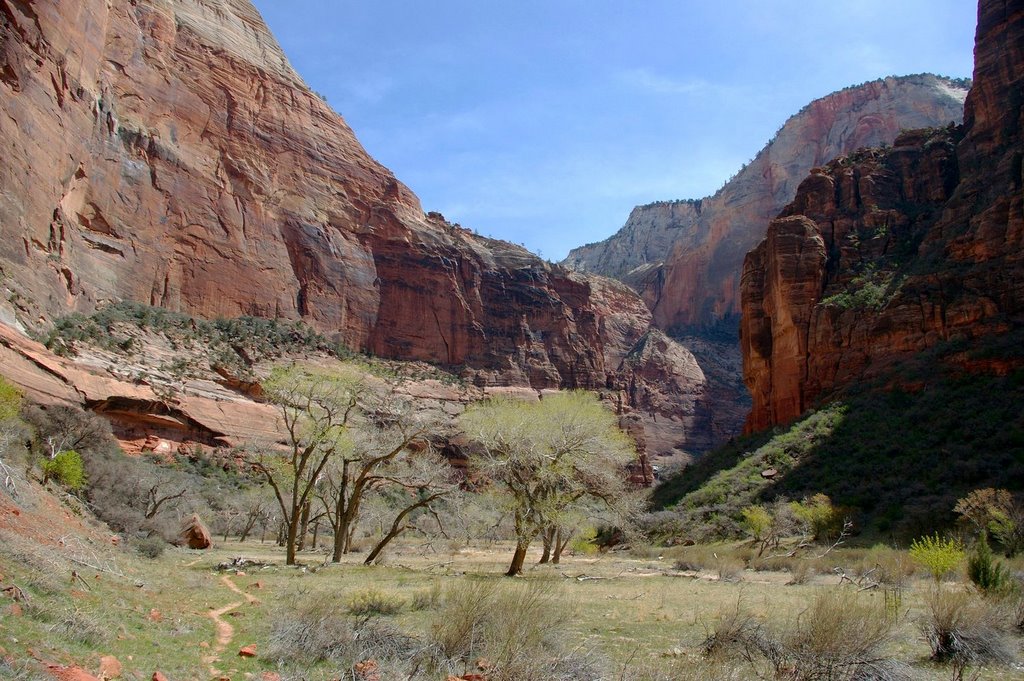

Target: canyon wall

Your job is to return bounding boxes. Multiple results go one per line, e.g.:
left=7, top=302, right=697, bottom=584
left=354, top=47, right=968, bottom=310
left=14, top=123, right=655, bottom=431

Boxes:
left=741, top=0, right=1024, bottom=431
left=0, top=0, right=653, bottom=390
left=0, top=0, right=726, bottom=463
left=565, top=75, right=969, bottom=332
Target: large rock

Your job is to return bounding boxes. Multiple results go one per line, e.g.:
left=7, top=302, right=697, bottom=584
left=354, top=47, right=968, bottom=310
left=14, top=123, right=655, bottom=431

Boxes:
left=740, top=0, right=1024, bottom=431
left=565, top=75, right=969, bottom=331
left=179, top=513, right=212, bottom=549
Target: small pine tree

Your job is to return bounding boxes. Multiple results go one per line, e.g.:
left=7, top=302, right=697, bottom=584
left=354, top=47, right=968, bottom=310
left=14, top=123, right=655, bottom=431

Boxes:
left=967, top=532, right=1007, bottom=593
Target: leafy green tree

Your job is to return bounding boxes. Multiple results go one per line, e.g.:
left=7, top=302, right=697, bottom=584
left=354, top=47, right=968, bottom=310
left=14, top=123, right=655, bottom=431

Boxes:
left=42, top=449, right=85, bottom=490
left=460, top=391, right=638, bottom=576
left=251, top=365, right=362, bottom=565
left=790, top=493, right=846, bottom=542
left=314, top=394, right=456, bottom=564
left=910, top=534, right=964, bottom=582
left=954, top=488, right=1023, bottom=557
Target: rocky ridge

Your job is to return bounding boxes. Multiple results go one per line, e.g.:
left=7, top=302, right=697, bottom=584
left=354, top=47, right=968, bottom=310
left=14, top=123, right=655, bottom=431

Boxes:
left=740, top=0, right=1024, bottom=431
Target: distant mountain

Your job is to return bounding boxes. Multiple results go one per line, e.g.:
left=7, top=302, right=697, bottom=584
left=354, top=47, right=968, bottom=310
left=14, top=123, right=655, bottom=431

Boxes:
left=564, top=74, right=969, bottom=333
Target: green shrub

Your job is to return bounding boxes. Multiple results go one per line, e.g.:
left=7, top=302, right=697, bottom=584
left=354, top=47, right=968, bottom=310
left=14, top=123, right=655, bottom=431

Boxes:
left=42, top=450, right=85, bottom=490
left=0, top=376, right=21, bottom=421
left=910, top=534, right=964, bottom=582
left=346, top=589, right=405, bottom=617
left=740, top=505, right=772, bottom=541
left=790, top=493, right=847, bottom=541
left=133, top=536, right=167, bottom=559
left=967, top=533, right=1008, bottom=593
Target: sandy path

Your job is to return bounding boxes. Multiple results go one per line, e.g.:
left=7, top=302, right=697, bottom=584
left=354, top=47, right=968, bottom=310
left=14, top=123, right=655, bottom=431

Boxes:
left=202, top=575, right=260, bottom=677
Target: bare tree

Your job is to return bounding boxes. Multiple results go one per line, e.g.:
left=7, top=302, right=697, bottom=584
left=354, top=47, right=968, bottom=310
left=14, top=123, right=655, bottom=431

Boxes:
left=250, top=365, right=362, bottom=565
left=362, top=446, right=459, bottom=564
left=460, top=391, right=639, bottom=576
left=315, top=395, right=454, bottom=563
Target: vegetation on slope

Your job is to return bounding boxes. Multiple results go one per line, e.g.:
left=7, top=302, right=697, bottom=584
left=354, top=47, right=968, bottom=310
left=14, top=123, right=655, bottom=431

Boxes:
left=652, top=366, right=1024, bottom=541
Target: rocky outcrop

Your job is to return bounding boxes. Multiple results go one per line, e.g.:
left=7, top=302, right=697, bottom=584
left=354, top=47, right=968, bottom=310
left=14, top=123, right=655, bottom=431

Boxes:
left=741, top=0, right=1024, bottom=432
left=0, top=0, right=651, bottom=396
left=565, top=75, right=969, bottom=332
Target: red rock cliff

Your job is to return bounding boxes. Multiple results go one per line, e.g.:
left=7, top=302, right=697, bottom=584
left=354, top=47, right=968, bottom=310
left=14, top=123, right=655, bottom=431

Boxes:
left=565, top=75, right=969, bottom=332
left=740, top=0, right=1024, bottom=432
left=0, top=0, right=652, bottom=391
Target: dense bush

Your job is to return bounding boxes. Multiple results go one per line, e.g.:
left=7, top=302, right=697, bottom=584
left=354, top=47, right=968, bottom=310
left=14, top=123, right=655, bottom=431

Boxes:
left=701, top=590, right=908, bottom=680
left=920, top=588, right=1017, bottom=666
left=41, top=450, right=84, bottom=490
left=910, top=534, right=964, bottom=582
left=967, top=533, right=1008, bottom=593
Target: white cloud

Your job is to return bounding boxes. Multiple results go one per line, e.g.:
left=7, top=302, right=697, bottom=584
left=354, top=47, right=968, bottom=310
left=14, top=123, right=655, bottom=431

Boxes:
left=615, top=68, right=710, bottom=96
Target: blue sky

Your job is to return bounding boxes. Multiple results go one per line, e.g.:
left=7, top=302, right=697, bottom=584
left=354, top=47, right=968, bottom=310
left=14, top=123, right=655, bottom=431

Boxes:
left=252, top=1, right=976, bottom=261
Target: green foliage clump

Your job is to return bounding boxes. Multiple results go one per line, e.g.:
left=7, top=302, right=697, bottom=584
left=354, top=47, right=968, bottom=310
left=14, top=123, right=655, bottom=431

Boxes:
left=966, top=533, right=1008, bottom=594
left=819, top=266, right=899, bottom=311
left=0, top=376, right=21, bottom=421
left=910, top=534, right=964, bottom=582
left=43, top=301, right=349, bottom=363
left=740, top=505, right=772, bottom=541
left=42, top=450, right=85, bottom=490
left=346, top=589, right=405, bottom=617
left=790, top=493, right=848, bottom=541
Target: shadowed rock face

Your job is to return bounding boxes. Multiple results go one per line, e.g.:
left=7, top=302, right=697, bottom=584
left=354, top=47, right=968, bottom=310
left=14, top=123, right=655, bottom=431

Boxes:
left=740, top=0, right=1024, bottom=432
left=565, top=75, right=969, bottom=332
left=0, top=0, right=658, bottom=393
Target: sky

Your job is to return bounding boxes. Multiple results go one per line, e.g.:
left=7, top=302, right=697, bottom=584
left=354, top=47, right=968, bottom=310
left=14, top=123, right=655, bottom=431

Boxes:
left=251, top=1, right=977, bottom=261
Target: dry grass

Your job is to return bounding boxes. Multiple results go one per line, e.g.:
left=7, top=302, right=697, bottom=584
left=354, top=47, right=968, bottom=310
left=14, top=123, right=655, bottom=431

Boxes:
left=919, top=587, right=1017, bottom=666
left=2, top=525, right=1022, bottom=680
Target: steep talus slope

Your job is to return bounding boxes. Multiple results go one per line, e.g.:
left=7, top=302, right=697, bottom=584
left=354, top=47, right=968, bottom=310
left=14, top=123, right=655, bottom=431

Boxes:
left=741, top=0, right=1024, bottom=432
left=565, top=75, right=969, bottom=331
left=0, top=0, right=714, bottom=462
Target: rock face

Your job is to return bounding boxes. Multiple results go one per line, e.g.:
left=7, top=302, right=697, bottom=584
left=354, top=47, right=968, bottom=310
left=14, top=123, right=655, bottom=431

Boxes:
left=0, top=0, right=651, bottom=395
left=741, top=0, right=1024, bottom=432
left=565, top=75, right=969, bottom=332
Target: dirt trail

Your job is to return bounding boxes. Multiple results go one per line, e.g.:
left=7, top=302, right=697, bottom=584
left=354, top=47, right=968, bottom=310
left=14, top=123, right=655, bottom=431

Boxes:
left=202, top=574, right=260, bottom=677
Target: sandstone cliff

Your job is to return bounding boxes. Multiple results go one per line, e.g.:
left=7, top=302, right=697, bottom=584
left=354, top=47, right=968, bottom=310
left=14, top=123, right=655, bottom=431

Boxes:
left=0, top=0, right=654, bottom=390
left=741, top=0, right=1024, bottom=432
left=565, top=75, right=969, bottom=332
left=0, top=0, right=721, bottom=463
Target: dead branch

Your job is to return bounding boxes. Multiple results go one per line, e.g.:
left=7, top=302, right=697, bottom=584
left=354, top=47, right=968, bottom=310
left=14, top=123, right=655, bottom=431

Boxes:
left=1, top=584, right=28, bottom=602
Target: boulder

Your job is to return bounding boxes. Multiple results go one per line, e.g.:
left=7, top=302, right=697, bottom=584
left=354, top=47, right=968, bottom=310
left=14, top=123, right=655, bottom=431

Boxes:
left=179, top=514, right=212, bottom=550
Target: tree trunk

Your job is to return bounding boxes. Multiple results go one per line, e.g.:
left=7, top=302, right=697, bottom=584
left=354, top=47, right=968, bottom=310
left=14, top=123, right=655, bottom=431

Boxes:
left=506, top=542, right=529, bottom=576
left=296, top=502, right=311, bottom=552
left=333, top=516, right=349, bottom=562
left=239, top=513, right=259, bottom=543
left=311, top=519, right=320, bottom=550
left=539, top=526, right=554, bottom=564
left=285, top=519, right=298, bottom=565
left=552, top=528, right=571, bottom=564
